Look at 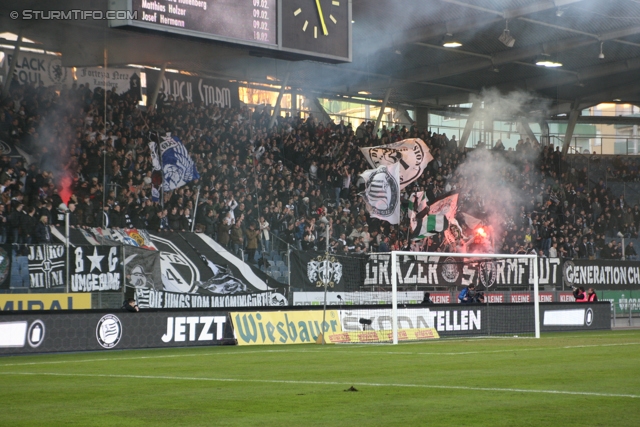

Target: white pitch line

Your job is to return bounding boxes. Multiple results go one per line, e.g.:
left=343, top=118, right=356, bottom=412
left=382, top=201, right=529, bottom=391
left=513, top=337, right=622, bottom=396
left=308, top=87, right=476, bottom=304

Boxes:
left=1, top=342, right=639, bottom=368
left=0, top=349, right=292, bottom=367
left=0, top=371, right=638, bottom=399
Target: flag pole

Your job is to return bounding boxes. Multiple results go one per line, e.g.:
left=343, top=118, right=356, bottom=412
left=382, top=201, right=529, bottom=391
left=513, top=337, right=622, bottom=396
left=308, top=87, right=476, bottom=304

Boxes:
left=321, top=219, right=331, bottom=345
left=191, top=187, right=200, bottom=232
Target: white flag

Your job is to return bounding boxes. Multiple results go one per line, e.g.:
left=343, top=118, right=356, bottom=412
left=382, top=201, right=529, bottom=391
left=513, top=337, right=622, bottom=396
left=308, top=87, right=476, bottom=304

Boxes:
left=360, top=163, right=401, bottom=225
left=148, top=140, right=162, bottom=172
left=360, top=138, right=433, bottom=189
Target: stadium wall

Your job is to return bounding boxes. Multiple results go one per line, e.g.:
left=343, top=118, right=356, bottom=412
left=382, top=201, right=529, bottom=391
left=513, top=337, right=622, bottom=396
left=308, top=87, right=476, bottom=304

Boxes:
left=0, top=303, right=609, bottom=354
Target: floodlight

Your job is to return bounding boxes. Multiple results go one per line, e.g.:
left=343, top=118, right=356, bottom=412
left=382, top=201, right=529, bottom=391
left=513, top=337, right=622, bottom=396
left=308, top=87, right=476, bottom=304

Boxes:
left=442, top=33, right=462, bottom=48
left=498, top=21, right=515, bottom=48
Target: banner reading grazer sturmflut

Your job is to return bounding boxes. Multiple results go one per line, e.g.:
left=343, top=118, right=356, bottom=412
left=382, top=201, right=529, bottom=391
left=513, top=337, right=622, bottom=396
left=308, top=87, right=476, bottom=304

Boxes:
left=363, top=253, right=561, bottom=289
left=230, top=310, right=342, bottom=345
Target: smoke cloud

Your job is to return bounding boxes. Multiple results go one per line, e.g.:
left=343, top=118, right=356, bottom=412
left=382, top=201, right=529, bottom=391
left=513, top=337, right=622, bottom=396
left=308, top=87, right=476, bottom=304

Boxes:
left=450, top=88, right=549, bottom=253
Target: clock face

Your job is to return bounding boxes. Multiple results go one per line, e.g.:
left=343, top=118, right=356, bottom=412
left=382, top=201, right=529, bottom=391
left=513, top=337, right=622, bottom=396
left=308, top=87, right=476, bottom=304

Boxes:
left=281, top=0, right=351, bottom=61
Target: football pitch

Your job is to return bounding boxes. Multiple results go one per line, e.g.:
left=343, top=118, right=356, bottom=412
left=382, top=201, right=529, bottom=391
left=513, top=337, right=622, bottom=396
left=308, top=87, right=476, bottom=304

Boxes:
left=1, top=330, right=639, bottom=427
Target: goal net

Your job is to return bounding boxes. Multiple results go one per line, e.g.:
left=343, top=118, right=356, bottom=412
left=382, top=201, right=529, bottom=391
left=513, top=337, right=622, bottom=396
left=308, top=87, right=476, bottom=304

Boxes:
left=330, top=251, right=540, bottom=344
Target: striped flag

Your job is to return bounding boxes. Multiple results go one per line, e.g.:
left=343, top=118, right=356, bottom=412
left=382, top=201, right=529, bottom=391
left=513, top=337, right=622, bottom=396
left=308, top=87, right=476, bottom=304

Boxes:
left=426, top=214, right=449, bottom=232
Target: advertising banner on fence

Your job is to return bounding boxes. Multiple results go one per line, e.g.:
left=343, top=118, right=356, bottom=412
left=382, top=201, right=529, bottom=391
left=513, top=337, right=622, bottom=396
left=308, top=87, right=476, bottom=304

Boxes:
left=70, top=246, right=122, bottom=292
left=230, top=310, right=342, bottom=345
left=339, top=303, right=609, bottom=337
left=599, top=290, right=640, bottom=314
left=363, top=254, right=561, bottom=289
left=27, top=244, right=66, bottom=290
left=290, top=251, right=364, bottom=292
left=329, top=328, right=439, bottom=343
left=0, top=310, right=234, bottom=355
left=0, top=293, right=91, bottom=311
left=146, top=70, right=240, bottom=108
left=293, top=291, right=424, bottom=306
left=563, top=259, right=640, bottom=290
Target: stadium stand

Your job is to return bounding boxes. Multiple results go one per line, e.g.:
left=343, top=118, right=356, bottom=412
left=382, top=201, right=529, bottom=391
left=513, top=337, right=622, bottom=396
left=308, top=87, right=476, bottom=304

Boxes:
left=1, top=78, right=640, bottom=271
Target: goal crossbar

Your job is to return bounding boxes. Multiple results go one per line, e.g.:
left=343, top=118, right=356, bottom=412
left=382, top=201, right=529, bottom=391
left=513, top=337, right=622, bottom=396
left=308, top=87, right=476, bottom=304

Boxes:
left=389, top=251, right=540, bottom=344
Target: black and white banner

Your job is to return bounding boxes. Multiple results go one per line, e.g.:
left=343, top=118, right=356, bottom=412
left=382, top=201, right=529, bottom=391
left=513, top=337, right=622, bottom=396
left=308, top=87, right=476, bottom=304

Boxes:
left=363, top=254, right=561, bottom=289
left=291, top=251, right=364, bottom=292
left=563, top=259, right=640, bottom=290
left=361, top=163, right=401, bottom=224
left=135, top=288, right=287, bottom=309
left=146, top=70, right=240, bottom=108
left=70, top=246, right=122, bottom=292
left=75, top=67, right=141, bottom=97
left=124, top=246, right=163, bottom=291
left=26, top=244, right=66, bottom=290
left=0, top=51, right=71, bottom=87
left=53, top=228, right=284, bottom=307
left=360, top=138, right=433, bottom=189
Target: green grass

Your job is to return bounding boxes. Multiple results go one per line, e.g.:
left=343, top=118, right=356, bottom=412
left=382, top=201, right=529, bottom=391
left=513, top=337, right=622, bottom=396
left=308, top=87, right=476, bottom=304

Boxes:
left=1, top=331, right=640, bottom=426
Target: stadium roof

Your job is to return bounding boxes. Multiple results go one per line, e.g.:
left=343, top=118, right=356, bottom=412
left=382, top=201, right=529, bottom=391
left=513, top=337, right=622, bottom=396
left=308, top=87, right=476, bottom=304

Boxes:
left=2, top=0, right=640, bottom=116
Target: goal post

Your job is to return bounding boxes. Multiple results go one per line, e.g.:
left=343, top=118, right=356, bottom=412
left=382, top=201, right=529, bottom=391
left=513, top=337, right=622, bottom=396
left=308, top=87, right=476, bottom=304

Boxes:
left=388, top=251, right=540, bottom=344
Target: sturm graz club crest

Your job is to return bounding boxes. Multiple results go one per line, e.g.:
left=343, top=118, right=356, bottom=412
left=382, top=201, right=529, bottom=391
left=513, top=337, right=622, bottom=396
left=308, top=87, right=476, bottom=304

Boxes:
left=563, top=260, right=575, bottom=286
left=478, top=261, right=497, bottom=288
left=364, top=166, right=399, bottom=217
left=440, top=257, right=460, bottom=284
left=96, top=314, right=123, bottom=349
left=307, top=255, right=343, bottom=288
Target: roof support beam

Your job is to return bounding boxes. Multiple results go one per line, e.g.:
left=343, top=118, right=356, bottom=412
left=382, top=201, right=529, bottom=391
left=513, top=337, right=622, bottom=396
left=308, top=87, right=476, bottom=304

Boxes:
left=562, top=106, right=580, bottom=154
left=459, top=103, right=479, bottom=150
left=519, top=121, right=539, bottom=144
left=2, top=31, right=22, bottom=96
left=269, top=65, right=291, bottom=129
left=147, top=62, right=167, bottom=110
left=375, top=87, right=393, bottom=135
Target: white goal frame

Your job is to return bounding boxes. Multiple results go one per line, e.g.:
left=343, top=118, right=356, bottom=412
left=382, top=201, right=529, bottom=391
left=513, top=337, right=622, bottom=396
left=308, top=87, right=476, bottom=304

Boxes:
left=390, top=251, right=540, bottom=344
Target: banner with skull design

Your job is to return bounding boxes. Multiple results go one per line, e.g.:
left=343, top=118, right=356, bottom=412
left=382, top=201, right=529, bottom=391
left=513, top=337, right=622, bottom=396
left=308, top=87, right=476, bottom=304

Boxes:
left=360, top=138, right=433, bottom=189
left=291, top=251, right=365, bottom=292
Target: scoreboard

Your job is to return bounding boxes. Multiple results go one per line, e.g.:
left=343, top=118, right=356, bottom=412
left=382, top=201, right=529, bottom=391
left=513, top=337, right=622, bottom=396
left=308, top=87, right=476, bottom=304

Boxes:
left=109, top=0, right=351, bottom=63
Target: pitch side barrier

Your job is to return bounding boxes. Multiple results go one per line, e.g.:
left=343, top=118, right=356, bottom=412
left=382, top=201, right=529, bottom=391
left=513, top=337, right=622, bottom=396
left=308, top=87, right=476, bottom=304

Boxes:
left=0, top=309, right=235, bottom=356
left=0, top=302, right=610, bottom=354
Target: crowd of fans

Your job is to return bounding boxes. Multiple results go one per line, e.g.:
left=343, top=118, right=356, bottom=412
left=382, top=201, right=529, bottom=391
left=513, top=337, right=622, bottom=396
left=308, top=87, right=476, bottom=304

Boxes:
left=0, top=78, right=639, bottom=262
